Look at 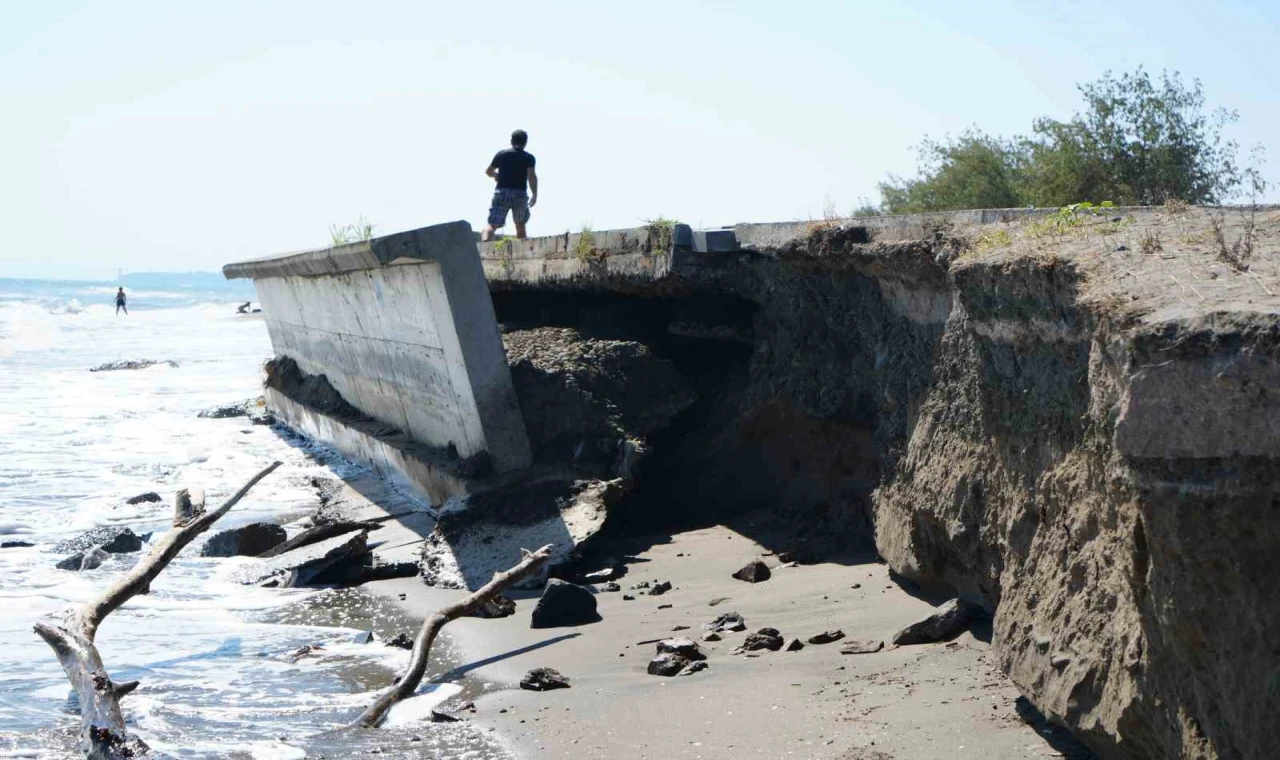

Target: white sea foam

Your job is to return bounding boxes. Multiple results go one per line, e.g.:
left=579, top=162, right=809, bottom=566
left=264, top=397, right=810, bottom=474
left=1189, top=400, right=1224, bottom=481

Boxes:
left=0, top=285, right=479, bottom=757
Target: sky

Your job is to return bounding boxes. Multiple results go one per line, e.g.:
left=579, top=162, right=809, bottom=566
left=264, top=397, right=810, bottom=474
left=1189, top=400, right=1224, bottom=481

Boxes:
left=2, top=0, right=1277, bottom=281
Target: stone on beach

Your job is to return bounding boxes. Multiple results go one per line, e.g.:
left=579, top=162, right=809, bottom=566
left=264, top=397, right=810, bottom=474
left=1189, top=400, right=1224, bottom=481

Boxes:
left=656, top=638, right=706, bottom=661
left=647, top=652, right=690, bottom=677
left=520, top=668, right=571, bottom=691
left=530, top=578, right=601, bottom=628
left=785, top=638, right=805, bottom=651
left=52, top=527, right=145, bottom=556
left=125, top=492, right=162, bottom=505
left=891, top=599, right=975, bottom=645
left=732, top=559, right=771, bottom=583
left=201, top=522, right=287, bottom=557
left=840, top=639, right=885, bottom=655
left=708, top=611, right=747, bottom=633
left=807, top=630, right=845, bottom=645
left=742, top=628, right=784, bottom=651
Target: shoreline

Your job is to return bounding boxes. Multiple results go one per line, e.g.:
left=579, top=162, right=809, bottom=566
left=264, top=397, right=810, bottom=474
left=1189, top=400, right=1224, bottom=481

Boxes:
left=365, top=522, right=1092, bottom=760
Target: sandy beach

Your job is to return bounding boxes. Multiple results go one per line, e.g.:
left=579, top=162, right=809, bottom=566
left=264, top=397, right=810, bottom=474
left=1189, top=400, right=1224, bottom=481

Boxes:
left=368, top=522, right=1089, bottom=760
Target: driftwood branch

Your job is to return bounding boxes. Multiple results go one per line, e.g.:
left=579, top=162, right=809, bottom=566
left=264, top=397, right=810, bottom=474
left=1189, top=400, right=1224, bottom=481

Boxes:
left=354, top=543, right=555, bottom=728
left=35, top=461, right=281, bottom=759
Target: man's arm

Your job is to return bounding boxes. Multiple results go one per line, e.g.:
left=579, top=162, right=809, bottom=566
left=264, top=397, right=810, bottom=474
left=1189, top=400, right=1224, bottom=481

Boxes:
left=486, top=164, right=498, bottom=180
left=527, top=167, right=538, bottom=206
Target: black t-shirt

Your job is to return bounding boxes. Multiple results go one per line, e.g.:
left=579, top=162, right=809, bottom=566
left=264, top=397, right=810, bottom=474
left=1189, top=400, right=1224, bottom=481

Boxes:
left=490, top=148, right=536, bottom=192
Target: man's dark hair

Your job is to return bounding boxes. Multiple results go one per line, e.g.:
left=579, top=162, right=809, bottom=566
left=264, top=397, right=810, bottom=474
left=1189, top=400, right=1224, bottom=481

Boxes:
left=511, top=129, right=528, bottom=148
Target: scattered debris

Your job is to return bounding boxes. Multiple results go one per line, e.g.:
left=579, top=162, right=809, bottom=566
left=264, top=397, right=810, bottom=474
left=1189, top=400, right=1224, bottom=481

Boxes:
left=708, top=597, right=731, bottom=607
left=732, top=559, right=771, bottom=583
left=531, top=579, right=601, bottom=628
left=708, top=612, right=747, bottom=633
left=741, top=628, right=784, bottom=651
left=286, top=644, right=325, bottom=663
left=649, top=580, right=673, bottom=596
left=520, top=668, right=570, bottom=691
left=680, top=661, right=709, bottom=675
left=839, top=640, right=884, bottom=655
left=601, top=582, right=621, bottom=592
left=582, top=567, right=620, bottom=583
left=89, top=359, right=178, bottom=372
left=807, top=630, right=845, bottom=645
left=891, top=598, right=976, bottom=645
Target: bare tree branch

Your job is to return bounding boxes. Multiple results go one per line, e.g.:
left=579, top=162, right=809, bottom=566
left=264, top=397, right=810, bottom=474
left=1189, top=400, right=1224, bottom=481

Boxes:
left=353, top=543, right=555, bottom=728
left=35, top=461, right=282, bottom=758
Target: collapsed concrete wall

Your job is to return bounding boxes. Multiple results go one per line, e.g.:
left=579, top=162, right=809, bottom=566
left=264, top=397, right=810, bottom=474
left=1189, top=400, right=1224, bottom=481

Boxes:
left=478, top=208, right=1280, bottom=760
left=224, top=221, right=532, bottom=479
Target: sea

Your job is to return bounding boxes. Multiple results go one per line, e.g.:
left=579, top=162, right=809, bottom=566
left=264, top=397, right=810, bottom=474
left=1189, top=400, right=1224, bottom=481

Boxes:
left=0, top=277, right=505, bottom=758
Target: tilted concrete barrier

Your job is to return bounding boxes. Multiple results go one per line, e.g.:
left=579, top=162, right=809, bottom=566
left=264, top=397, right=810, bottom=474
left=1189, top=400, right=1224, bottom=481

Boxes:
left=224, top=221, right=532, bottom=474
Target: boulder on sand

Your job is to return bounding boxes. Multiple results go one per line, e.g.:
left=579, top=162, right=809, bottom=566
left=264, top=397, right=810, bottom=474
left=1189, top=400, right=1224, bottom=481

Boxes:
left=53, top=527, right=145, bottom=556
left=732, top=559, right=771, bottom=583
left=891, top=598, right=975, bottom=645
left=520, top=668, right=570, bottom=691
left=741, top=628, right=784, bottom=651
left=230, top=529, right=371, bottom=587
left=840, top=639, right=884, bottom=655
left=656, top=638, right=706, bottom=661
left=647, top=653, right=690, bottom=677
left=201, top=523, right=288, bottom=558
left=531, top=579, right=601, bottom=629
left=708, top=612, right=747, bottom=633
left=57, top=546, right=110, bottom=571
left=807, top=630, right=845, bottom=645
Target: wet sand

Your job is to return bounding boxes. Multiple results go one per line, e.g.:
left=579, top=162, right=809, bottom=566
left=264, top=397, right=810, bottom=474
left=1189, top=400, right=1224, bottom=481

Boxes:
left=367, top=524, right=1089, bottom=760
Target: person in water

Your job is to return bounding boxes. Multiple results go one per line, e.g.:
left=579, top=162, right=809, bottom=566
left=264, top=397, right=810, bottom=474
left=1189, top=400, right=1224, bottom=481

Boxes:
left=480, top=129, right=538, bottom=242
left=115, top=287, right=128, bottom=315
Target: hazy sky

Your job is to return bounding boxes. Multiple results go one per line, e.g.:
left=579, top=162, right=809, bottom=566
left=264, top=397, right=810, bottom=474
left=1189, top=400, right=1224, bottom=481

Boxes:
left=3, top=0, right=1277, bottom=280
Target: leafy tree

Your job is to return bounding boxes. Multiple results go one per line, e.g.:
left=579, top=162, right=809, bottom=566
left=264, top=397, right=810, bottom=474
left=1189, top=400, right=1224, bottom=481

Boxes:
left=876, top=68, right=1248, bottom=213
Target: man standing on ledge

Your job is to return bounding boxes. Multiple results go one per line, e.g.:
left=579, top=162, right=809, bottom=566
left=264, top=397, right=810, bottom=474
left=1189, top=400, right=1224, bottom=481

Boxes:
left=480, top=129, right=537, bottom=242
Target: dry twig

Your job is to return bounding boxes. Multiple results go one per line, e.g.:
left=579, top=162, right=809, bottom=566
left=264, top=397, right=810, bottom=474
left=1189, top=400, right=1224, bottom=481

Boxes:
left=354, top=544, right=555, bottom=728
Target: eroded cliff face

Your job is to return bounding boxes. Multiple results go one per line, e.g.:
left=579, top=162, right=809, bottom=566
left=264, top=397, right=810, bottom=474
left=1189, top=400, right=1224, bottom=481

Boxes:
left=487, top=210, right=1279, bottom=759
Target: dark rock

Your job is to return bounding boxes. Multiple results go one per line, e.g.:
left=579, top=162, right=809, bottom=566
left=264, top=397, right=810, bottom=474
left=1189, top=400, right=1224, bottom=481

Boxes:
left=386, top=633, right=414, bottom=650
left=1, top=541, right=33, bottom=549
left=430, top=710, right=462, bottom=723
left=58, top=546, right=110, bottom=571
left=656, top=638, right=706, bottom=661
left=52, top=527, right=144, bottom=556
left=732, top=559, right=771, bottom=583
left=671, top=625, right=690, bottom=631
left=647, top=653, right=690, bottom=676
left=198, top=402, right=249, bottom=419
left=201, top=523, right=287, bottom=558
left=649, top=580, right=673, bottom=596
left=231, top=529, right=371, bottom=587
left=701, top=632, right=722, bottom=642
left=840, top=640, right=884, bottom=655
left=807, top=630, right=845, bottom=645
left=708, top=597, right=730, bottom=607
left=467, top=594, right=516, bottom=619
left=891, top=598, right=975, bottom=645
left=785, top=638, right=805, bottom=651
left=708, top=612, right=747, bottom=633
left=1116, top=244, right=1130, bottom=252
left=681, top=661, right=709, bottom=675
left=742, top=629, right=784, bottom=651
left=125, top=492, right=162, bottom=505
left=622, top=594, right=635, bottom=601
left=520, top=668, right=570, bottom=691
left=601, top=582, right=621, bottom=592
left=259, top=520, right=377, bottom=558
left=531, top=579, right=601, bottom=628
left=90, top=359, right=178, bottom=372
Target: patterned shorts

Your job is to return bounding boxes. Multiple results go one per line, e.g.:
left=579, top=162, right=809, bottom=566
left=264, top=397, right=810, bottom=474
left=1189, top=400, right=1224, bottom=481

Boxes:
left=488, top=188, right=530, bottom=227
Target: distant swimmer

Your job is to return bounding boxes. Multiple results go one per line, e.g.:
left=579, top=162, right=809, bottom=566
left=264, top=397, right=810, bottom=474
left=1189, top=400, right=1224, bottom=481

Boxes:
left=115, top=287, right=128, bottom=316
left=480, top=129, right=538, bottom=242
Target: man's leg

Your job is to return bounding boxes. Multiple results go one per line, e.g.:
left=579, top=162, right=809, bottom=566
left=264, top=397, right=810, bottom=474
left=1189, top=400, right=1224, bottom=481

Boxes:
left=512, top=195, right=530, bottom=240
left=483, top=192, right=509, bottom=242
left=481, top=225, right=497, bottom=242
left=514, top=222, right=527, bottom=239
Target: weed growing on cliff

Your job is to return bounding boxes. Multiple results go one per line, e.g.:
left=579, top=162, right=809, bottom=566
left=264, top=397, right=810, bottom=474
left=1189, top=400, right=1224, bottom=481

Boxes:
left=573, top=225, right=604, bottom=263
left=493, top=238, right=515, bottom=276
left=1027, top=201, right=1116, bottom=243
left=968, top=228, right=1013, bottom=257
left=1207, top=147, right=1267, bottom=273
left=329, top=215, right=376, bottom=246
left=642, top=216, right=679, bottom=255
left=1139, top=228, right=1164, bottom=255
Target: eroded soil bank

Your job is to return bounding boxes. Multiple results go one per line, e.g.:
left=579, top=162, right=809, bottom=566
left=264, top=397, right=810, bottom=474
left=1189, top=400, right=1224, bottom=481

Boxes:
left=481, top=207, right=1280, bottom=760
